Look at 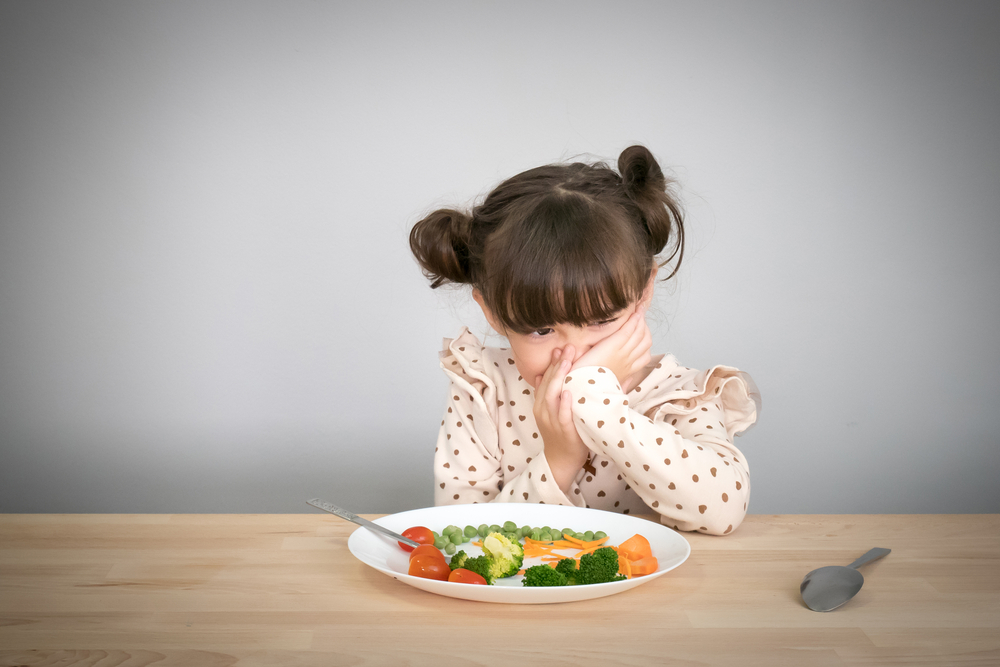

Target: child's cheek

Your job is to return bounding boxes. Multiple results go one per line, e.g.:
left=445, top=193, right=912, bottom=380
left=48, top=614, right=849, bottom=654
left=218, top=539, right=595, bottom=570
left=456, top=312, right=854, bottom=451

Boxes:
left=513, top=348, right=548, bottom=390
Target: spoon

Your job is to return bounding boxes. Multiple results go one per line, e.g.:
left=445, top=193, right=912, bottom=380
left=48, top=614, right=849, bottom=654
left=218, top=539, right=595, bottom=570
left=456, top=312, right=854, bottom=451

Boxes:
left=800, top=547, right=891, bottom=612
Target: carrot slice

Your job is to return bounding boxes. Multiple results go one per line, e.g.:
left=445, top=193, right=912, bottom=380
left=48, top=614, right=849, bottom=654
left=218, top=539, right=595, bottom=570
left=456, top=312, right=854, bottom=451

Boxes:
left=617, top=534, right=652, bottom=562
left=562, top=534, right=610, bottom=549
left=629, top=555, right=659, bottom=577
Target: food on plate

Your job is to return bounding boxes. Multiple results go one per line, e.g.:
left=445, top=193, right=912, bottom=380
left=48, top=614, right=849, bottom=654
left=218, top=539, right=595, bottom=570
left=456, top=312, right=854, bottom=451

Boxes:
left=448, top=550, right=470, bottom=570
left=522, top=563, right=568, bottom=587
left=407, top=554, right=450, bottom=581
left=399, top=521, right=656, bottom=587
left=617, top=534, right=653, bottom=562
left=447, top=550, right=496, bottom=585
left=453, top=554, right=495, bottom=584
left=629, top=555, right=659, bottom=577
left=448, top=568, right=487, bottom=585
left=554, top=557, right=579, bottom=583
left=398, top=526, right=435, bottom=552
left=480, top=532, right=525, bottom=579
left=409, top=544, right=446, bottom=562
left=577, top=547, right=628, bottom=585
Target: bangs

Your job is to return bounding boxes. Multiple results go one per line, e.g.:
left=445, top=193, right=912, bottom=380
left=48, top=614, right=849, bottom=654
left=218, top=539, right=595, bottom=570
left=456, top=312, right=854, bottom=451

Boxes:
left=480, top=192, right=651, bottom=334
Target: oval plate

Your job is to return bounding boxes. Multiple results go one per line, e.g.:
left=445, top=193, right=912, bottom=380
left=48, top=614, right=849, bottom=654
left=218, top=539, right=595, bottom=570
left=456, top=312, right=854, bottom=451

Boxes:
left=347, top=504, right=691, bottom=604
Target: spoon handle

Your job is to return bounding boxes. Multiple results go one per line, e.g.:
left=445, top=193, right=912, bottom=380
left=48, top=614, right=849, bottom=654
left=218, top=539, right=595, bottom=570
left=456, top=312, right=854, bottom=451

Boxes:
left=848, top=547, right=891, bottom=570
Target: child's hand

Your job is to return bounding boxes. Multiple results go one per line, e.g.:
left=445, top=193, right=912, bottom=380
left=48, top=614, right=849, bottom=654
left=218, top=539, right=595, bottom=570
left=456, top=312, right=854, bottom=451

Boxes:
left=533, top=346, right=589, bottom=494
left=572, top=306, right=652, bottom=393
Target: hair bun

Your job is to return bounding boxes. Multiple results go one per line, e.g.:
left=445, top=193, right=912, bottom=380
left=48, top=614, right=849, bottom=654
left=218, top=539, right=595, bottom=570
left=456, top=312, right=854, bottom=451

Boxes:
left=618, top=144, right=665, bottom=198
left=409, top=208, right=474, bottom=288
left=617, top=145, right=684, bottom=275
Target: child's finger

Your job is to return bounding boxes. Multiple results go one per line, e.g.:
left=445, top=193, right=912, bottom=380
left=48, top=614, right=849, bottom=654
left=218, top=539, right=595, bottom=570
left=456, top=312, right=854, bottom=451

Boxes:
left=545, top=358, right=570, bottom=407
left=558, top=390, right=574, bottom=428
left=627, top=320, right=653, bottom=365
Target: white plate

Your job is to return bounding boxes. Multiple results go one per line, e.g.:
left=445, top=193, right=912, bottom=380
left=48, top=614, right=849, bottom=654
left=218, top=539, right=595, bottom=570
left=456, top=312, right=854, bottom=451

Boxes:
left=347, top=504, right=691, bottom=604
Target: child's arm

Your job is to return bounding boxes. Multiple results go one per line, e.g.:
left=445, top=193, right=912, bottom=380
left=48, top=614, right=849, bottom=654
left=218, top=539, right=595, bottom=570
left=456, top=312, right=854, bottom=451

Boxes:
left=564, top=366, right=754, bottom=535
left=435, top=334, right=588, bottom=508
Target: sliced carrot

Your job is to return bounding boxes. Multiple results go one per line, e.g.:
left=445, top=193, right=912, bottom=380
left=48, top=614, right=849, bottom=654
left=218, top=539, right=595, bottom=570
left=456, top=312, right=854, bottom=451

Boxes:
left=617, top=534, right=652, bottom=562
left=562, top=533, right=610, bottom=549
left=629, top=555, right=658, bottom=577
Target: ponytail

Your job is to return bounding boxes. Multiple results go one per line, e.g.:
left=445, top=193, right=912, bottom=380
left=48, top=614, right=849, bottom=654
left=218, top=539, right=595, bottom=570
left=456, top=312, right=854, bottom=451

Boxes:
left=409, top=208, right=474, bottom=288
left=618, top=145, right=685, bottom=278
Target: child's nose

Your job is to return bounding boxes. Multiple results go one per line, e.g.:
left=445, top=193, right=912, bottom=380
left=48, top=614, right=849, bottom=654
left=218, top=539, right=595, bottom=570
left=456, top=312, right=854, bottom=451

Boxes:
left=561, top=338, right=593, bottom=363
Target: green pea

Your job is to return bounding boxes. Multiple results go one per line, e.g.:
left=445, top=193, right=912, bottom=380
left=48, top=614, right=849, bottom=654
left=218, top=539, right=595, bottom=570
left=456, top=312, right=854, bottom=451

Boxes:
left=464, top=525, right=478, bottom=538
left=531, top=529, right=541, bottom=541
left=478, top=524, right=490, bottom=537
left=503, top=521, right=517, bottom=532
left=594, top=531, right=607, bottom=540
left=561, top=528, right=574, bottom=538
left=450, top=532, right=463, bottom=545
left=490, top=524, right=502, bottom=534
left=434, top=536, right=448, bottom=549
left=445, top=542, right=456, bottom=555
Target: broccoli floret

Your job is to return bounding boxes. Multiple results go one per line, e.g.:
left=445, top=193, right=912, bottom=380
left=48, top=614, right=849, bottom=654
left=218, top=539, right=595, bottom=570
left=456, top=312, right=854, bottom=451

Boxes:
left=578, top=547, right=627, bottom=585
left=522, top=564, right=567, bottom=587
left=554, top=557, right=579, bottom=585
left=461, top=555, right=495, bottom=585
left=481, top=532, right=525, bottom=579
left=448, top=550, right=469, bottom=571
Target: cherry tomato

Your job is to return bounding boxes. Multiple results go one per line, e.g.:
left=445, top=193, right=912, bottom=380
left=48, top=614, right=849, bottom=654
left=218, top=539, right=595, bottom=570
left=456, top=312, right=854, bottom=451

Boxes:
left=448, top=568, right=487, bottom=585
left=398, top=526, right=434, bottom=552
left=409, top=544, right=445, bottom=562
left=408, top=554, right=450, bottom=581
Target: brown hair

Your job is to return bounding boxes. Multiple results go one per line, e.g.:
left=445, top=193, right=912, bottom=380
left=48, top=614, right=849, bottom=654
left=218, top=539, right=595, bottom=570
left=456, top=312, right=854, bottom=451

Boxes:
left=409, top=145, right=684, bottom=334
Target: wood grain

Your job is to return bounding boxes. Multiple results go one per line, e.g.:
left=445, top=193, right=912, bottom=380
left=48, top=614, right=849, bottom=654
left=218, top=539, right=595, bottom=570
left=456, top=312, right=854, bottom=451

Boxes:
left=1, top=514, right=998, bottom=666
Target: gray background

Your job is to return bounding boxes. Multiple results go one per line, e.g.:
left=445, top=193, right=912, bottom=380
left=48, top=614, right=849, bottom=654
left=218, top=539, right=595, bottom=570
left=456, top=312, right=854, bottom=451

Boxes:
left=1, top=1, right=998, bottom=514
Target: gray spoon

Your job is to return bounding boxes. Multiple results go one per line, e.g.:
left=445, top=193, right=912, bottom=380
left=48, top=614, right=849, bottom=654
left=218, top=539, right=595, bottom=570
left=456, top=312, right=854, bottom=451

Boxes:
left=800, top=547, right=891, bottom=612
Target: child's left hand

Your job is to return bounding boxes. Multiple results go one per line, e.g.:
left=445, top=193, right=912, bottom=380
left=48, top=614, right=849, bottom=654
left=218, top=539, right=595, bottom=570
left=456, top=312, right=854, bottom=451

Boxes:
left=572, top=305, right=652, bottom=393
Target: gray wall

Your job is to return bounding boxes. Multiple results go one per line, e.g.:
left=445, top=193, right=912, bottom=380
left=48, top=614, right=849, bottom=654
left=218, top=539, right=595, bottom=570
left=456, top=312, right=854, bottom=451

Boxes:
left=1, top=1, right=998, bottom=514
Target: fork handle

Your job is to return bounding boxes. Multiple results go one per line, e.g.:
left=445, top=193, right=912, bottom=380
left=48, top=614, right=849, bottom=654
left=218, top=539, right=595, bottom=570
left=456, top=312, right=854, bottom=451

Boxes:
left=307, top=498, right=420, bottom=547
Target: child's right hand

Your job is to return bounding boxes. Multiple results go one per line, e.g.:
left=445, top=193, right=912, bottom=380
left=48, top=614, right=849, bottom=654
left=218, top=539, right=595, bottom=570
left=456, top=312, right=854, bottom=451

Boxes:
left=533, top=346, right=590, bottom=494
left=572, top=306, right=652, bottom=393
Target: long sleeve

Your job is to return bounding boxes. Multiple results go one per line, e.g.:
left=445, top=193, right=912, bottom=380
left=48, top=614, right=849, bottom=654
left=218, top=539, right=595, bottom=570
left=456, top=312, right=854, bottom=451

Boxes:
left=433, top=328, right=584, bottom=507
left=433, top=377, right=581, bottom=506
left=564, top=364, right=756, bottom=535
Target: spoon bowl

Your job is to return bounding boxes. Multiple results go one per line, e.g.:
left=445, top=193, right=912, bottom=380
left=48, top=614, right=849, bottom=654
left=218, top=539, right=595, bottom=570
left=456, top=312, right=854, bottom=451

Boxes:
left=800, top=547, right=890, bottom=612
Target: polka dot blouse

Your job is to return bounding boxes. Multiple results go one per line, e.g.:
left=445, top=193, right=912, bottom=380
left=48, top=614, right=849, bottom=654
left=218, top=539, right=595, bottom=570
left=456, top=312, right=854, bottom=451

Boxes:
left=433, top=327, right=761, bottom=535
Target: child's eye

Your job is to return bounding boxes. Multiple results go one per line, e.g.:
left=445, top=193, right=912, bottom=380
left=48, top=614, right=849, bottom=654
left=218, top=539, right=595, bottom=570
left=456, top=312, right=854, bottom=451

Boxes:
left=591, top=318, right=617, bottom=327
left=530, top=327, right=554, bottom=337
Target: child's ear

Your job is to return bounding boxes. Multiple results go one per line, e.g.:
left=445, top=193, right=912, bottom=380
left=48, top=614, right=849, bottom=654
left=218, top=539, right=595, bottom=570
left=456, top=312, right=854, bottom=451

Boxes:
left=472, top=289, right=503, bottom=333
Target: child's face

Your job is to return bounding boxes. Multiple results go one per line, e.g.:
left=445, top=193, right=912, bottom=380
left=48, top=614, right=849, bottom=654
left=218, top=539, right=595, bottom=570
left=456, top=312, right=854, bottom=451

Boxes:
left=498, top=307, right=640, bottom=388
left=473, top=269, right=655, bottom=389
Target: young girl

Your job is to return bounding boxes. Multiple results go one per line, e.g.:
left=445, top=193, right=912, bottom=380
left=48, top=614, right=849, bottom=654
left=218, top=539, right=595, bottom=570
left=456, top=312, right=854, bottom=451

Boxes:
left=409, top=145, right=760, bottom=535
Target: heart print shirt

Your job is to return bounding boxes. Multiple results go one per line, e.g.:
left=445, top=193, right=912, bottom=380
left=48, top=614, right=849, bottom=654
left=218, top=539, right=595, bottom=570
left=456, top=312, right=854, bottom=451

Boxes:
left=433, top=327, right=761, bottom=535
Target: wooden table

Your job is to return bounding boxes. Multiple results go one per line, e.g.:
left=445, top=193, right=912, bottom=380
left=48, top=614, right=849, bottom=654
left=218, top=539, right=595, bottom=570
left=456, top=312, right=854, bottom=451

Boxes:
left=1, top=514, right=998, bottom=666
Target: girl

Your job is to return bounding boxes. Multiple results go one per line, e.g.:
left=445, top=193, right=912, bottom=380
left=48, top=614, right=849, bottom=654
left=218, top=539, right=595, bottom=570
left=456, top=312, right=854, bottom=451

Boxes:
left=409, top=145, right=760, bottom=535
